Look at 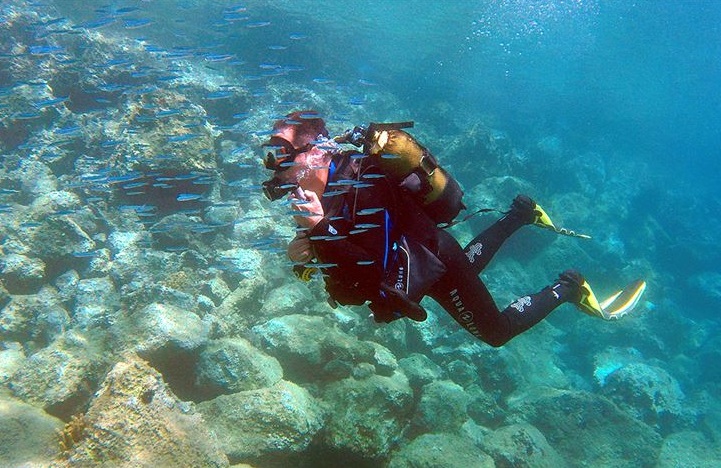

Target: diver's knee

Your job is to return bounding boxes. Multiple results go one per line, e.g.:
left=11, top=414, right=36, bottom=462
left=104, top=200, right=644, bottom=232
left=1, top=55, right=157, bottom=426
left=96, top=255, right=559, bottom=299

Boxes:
left=480, top=331, right=510, bottom=348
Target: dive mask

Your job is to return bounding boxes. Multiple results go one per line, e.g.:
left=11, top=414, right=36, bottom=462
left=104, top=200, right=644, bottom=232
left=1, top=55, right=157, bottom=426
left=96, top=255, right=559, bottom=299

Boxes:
left=261, top=137, right=305, bottom=201
left=261, top=134, right=331, bottom=201
left=262, top=137, right=311, bottom=171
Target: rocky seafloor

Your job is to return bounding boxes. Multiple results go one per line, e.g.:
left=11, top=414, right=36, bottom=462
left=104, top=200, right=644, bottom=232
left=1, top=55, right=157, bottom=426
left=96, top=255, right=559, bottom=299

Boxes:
left=1, top=1, right=720, bottom=467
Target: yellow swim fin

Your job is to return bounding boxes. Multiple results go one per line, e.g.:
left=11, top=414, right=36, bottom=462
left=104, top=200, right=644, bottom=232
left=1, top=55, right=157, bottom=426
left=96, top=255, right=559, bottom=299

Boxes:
left=599, top=279, right=647, bottom=320
left=533, top=204, right=556, bottom=230
left=575, top=279, right=606, bottom=319
left=576, top=278, right=647, bottom=320
left=533, top=203, right=591, bottom=239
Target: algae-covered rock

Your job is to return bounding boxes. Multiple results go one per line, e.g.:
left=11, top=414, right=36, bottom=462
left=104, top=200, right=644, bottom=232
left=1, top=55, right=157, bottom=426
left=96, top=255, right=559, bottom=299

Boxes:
left=372, top=319, right=409, bottom=357
left=447, top=359, right=479, bottom=387
left=127, top=302, right=210, bottom=400
left=0, top=342, right=25, bottom=384
left=414, top=380, right=470, bottom=433
left=258, top=282, right=314, bottom=318
left=252, top=314, right=375, bottom=382
left=0, top=394, right=64, bottom=466
left=202, top=276, right=232, bottom=306
left=0, top=252, right=45, bottom=294
left=657, top=430, right=721, bottom=467
left=132, top=302, right=209, bottom=354
left=73, top=276, right=117, bottom=329
left=369, top=341, right=399, bottom=377
left=601, top=363, right=688, bottom=432
left=466, top=383, right=507, bottom=428
left=1, top=286, right=70, bottom=346
left=10, top=331, right=107, bottom=420
left=197, top=380, right=323, bottom=463
left=388, top=433, right=494, bottom=468
left=53, top=355, right=228, bottom=467
left=28, top=190, right=82, bottom=220
left=0, top=282, right=9, bottom=310
left=398, top=353, right=446, bottom=392
left=30, top=216, right=96, bottom=261
left=472, top=345, right=524, bottom=395
left=214, top=267, right=267, bottom=331
left=322, top=372, right=414, bottom=459
left=195, top=337, right=283, bottom=398
left=508, top=387, right=662, bottom=467
left=481, top=423, right=567, bottom=468
left=12, top=159, right=58, bottom=197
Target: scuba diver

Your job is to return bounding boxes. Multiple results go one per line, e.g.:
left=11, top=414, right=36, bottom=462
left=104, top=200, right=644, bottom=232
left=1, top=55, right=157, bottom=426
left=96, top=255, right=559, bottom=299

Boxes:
left=260, top=111, right=646, bottom=347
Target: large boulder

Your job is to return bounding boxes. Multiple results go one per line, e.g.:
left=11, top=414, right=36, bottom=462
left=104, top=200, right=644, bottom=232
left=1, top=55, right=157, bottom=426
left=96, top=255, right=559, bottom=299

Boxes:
left=52, top=355, right=228, bottom=467
left=194, top=337, right=283, bottom=398
left=197, top=380, right=324, bottom=464
left=131, top=302, right=209, bottom=355
left=252, top=314, right=375, bottom=382
left=481, top=423, right=567, bottom=467
left=0, top=287, right=71, bottom=346
left=10, top=331, right=108, bottom=420
left=465, top=384, right=507, bottom=428
left=398, top=353, right=446, bottom=393
left=73, top=276, right=117, bottom=329
left=413, top=380, right=469, bottom=434
left=601, top=363, right=689, bottom=433
left=30, top=216, right=96, bottom=261
left=388, top=433, right=494, bottom=468
left=508, top=388, right=662, bottom=467
left=258, top=282, right=314, bottom=319
left=0, top=252, right=45, bottom=294
left=467, top=344, right=524, bottom=396
left=0, top=395, right=64, bottom=466
left=127, top=302, right=211, bottom=401
left=321, top=372, right=414, bottom=459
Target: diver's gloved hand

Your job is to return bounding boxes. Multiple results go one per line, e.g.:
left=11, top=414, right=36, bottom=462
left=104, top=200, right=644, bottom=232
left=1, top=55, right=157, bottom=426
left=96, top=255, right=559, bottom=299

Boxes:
left=509, top=194, right=537, bottom=225
left=369, top=283, right=428, bottom=322
left=335, top=126, right=367, bottom=147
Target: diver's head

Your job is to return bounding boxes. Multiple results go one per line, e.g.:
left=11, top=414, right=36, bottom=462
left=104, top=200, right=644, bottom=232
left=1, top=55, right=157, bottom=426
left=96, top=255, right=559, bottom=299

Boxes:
left=262, top=110, right=332, bottom=201
left=271, top=110, right=328, bottom=149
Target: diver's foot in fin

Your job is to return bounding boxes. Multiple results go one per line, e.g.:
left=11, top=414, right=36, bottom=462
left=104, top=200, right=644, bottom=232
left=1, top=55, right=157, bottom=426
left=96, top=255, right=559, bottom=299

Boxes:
left=509, top=194, right=556, bottom=230
left=559, top=270, right=647, bottom=320
left=558, top=269, right=606, bottom=319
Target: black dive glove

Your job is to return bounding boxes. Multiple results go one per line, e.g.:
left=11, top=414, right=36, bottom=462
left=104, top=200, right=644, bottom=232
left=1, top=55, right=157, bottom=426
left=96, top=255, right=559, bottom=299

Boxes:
left=369, top=283, right=428, bottom=323
left=335, top=126, right=367, bottom=147
left=509, top=194, right=537, bottom=224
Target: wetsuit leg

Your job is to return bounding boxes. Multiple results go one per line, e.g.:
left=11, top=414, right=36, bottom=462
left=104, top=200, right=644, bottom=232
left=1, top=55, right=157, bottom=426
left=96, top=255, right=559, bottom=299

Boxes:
left=430, top=230, right=578, bottom=347
left=463, top=212, right=528, bottom=276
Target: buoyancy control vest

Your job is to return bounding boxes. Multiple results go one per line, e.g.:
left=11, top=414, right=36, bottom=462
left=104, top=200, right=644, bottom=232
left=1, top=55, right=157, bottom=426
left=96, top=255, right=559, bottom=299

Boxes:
left=312, top=151, right=446, bottom=316
left=363, top=123, right=465, bottom=225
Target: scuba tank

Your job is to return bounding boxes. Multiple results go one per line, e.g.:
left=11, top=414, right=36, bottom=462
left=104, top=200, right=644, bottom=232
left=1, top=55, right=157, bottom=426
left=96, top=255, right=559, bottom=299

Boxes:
left=362, top=122, right=465, bottom=224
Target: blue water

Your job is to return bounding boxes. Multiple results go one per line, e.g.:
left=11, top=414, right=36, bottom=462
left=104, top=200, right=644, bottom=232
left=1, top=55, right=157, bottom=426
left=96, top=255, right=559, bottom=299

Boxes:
left=2, top=0, right=721, bottom=465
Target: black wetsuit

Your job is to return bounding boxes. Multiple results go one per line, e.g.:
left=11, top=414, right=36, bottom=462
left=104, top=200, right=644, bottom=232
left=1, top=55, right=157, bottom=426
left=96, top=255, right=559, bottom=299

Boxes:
left=307, top=152, right=578, bottom=347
